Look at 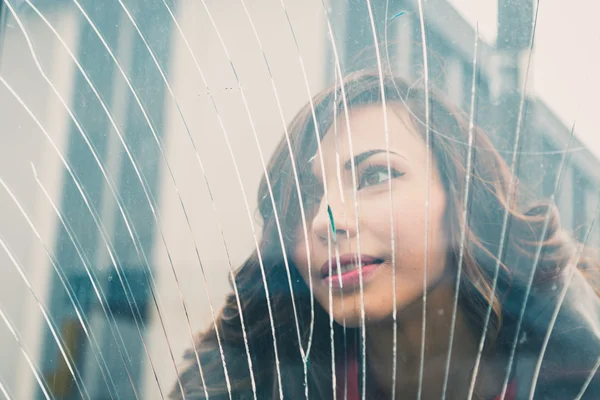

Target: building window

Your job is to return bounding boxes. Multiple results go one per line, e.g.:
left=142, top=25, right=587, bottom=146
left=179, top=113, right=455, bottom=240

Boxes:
left=392, top=12, right=412, bottom=80
left=586, top=187, right=600, bottom=247
left=446, top=57, right=463, bottom=106
left=0, top=3, right=6, bottom=50
left=573, top=168, right=589, bottom=241
left=557, top=165, right=575, bottom=232
left=540, top=138, right=562, bottom=199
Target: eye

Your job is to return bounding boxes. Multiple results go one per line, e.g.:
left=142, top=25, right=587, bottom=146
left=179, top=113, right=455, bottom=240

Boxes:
left=357, top=165, right=405, bottom=190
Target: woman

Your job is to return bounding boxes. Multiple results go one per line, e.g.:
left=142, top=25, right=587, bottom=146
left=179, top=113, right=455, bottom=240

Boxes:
left=171, top=71, right=600, bottom=399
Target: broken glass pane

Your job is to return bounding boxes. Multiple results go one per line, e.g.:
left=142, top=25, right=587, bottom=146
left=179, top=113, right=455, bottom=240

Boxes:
left=0, top=0, right=599, bottom=399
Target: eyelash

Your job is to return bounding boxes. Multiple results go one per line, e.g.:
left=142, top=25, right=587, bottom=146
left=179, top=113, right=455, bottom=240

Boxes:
left=301, top=164, right=404, bottom=208
left=357, top=164, right=405, bottom=190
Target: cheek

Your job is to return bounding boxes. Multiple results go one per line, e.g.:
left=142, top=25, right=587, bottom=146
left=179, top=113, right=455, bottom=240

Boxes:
left=391, top=189, right=449, bottom=270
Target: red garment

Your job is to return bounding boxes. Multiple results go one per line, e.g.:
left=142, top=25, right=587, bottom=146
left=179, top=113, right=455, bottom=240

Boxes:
left=493, top=380, right=517, bottom=400
left=337, top=355, right=517, bottom=400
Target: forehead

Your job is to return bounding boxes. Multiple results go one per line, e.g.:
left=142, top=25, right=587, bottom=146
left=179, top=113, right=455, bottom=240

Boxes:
left=313, top=104, right=425, bottom=162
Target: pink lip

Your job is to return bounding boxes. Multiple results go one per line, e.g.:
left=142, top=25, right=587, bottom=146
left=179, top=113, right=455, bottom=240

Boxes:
left=320, top=254, right=384, bottom=289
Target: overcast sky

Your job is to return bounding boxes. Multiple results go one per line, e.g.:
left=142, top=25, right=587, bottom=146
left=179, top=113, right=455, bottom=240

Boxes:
left=449, top=0, right=600, bottom=157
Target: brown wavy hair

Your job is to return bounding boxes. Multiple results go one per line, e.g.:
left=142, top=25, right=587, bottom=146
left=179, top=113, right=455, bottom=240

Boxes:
left=170, top=71, right=599, bottom=399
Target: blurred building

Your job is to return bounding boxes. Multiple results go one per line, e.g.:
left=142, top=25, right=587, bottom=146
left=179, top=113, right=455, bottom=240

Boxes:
left=0, top=0, right=598, bottom=399
left=336, top=0, right=600, bottom=242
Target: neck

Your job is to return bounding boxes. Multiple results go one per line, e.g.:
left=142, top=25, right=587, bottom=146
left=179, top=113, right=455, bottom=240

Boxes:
left=364, top=278, right=505, bottom=399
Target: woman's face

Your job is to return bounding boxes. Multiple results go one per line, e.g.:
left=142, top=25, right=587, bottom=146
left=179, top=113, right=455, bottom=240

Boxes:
left=292, top=104, right=450, bottom=327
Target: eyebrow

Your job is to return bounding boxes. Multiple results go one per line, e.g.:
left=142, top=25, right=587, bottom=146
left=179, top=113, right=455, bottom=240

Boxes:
left=307, top=149, right=405, bottom=177
left=343, top=149, right=405, bottom=170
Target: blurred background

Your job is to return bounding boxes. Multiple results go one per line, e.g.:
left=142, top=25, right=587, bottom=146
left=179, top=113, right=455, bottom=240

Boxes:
left=0, top=0, right=598, bottom=398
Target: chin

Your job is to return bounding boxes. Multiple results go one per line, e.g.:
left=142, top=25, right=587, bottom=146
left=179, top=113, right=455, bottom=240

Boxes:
left=327, top=303, right=363, bottom=327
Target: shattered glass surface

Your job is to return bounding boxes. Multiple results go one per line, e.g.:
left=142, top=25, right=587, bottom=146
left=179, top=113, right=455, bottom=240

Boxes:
left=0, top=0, right=599, bottom=399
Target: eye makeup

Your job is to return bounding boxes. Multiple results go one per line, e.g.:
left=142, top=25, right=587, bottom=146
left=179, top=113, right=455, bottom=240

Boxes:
left=356, top=163, right=405, bottom=190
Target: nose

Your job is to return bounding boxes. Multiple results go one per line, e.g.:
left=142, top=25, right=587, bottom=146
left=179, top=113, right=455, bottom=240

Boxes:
left=311, top=196, right=356, bottom=244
